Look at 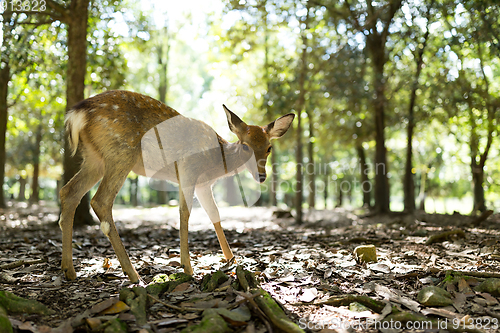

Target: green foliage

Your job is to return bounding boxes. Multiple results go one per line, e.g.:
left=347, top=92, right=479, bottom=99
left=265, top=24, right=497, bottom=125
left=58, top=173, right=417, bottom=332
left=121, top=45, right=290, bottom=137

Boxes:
left=3, top=0, right=500, bottom=212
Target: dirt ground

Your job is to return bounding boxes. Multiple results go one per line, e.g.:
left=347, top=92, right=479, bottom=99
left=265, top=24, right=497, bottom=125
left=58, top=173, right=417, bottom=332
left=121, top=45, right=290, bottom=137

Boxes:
left=1, top=201, right=500, bottom=333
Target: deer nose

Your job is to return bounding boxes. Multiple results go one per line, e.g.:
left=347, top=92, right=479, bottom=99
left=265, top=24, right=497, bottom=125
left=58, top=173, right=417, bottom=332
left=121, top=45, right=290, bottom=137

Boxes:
left=258, top=173, right=266, bottom=183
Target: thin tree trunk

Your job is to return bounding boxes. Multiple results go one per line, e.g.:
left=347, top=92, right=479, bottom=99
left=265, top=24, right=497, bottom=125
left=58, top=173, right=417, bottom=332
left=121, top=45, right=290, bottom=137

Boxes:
left=270, top=150, right=277, bottom=206
left=0, top=11, right=13, bottom=209
left=337, top=182, right=343, bottom=208
left=306, top=110, right=315, bottom=209
left=356, top=144, right=371, bottom=208
left=129, top=176, right=138, bottom=207
left=295, top=5, right=309, bottom=224
left=156, top=26, right=170, bottom=205
left=0, top=61, right=8, bottom=209
left=63, top=0, right=93, bottom=226
left=30, top=124, right=42, bottom=203
left=18, top=176, right=26, bottom=201
left=323, top=163, right=329, bottom=209
left=470, top=41, right=495, bottom=214
left=472, top=165, right=486, bottom=213
left=263, top=21, right=278, bottom=207
left=418, top=167, right=427, bottom=211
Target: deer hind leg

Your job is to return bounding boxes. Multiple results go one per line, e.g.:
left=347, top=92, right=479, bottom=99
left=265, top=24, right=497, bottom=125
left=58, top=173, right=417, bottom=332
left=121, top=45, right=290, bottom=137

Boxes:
left=195, top=186, right=234, bottom=261
left=60, top=158, right=103, bottom=280
left=90, top=157, right=140, bottom=283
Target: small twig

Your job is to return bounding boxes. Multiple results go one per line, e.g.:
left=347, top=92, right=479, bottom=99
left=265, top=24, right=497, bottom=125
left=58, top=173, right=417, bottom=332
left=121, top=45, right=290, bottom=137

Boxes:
left=213, top=285, right=231, bottom=293
left=234, top=290, right=273, bottom=333
left=147, top=294, right=205, bottom=313
left=229, top=290, right=262, bottom=310
left=450, top=270, right=500, bottom=279
left=0, top=258, right=47, bottom=270
left=485, top=309, right=500, bottom=321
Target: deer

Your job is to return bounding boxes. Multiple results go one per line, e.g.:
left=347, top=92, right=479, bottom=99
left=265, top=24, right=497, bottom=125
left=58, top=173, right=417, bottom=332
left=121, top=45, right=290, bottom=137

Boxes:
left=59, top=90, right=295, bottom=283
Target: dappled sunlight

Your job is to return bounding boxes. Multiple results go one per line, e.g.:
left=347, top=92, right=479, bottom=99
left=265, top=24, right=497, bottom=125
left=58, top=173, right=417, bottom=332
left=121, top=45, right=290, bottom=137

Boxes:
left=112, top=206, right=280, bottom=232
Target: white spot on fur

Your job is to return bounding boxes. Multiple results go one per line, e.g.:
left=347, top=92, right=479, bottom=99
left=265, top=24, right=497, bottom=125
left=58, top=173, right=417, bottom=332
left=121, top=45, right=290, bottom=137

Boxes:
left=101, top=221, right=111, bottom=236
left=100, top=103, right=108, bottom=108
left=65, top=111, right=87, bottom=157
left=112, top=105, right=119, bottom=110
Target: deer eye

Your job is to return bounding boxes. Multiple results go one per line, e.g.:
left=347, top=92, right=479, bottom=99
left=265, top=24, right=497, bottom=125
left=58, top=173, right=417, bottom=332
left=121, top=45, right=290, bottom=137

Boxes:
left=267, top=146, right=272, bottom=153
left=242, top=144, right=249, bottom=151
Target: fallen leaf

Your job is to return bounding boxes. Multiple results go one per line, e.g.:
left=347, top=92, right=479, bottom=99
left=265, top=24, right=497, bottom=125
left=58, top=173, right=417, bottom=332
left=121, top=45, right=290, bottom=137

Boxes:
left=102, top=258, right=112, bottom=269
left=169, top=261, right=181, bottom=267
left=172, top=282, right=191, bottom=292
left=18, top=322, right=38, bottom=332
left=90, top=298, right=119, bottom=314
left=85, top=318, right=102, bottom=331
left=299, top=288, right=318, bottom=303
left=99, top=301, right=130, bottom=315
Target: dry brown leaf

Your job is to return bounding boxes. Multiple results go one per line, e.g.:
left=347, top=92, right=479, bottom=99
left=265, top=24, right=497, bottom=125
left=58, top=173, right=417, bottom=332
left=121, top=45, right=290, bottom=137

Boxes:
left=102, top=258, right=112, bottom=269
left=99, top=301, right=130, bottom=315
left=85, top=318, right=102, bottom=331
left=90, top=298, right=119, bottom=314
left=172, top=282, right=191, bottom=292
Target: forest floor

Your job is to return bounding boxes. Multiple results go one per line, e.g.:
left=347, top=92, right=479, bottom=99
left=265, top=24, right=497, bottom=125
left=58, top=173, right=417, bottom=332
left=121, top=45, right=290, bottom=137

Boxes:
left=1, top=201, right=500, bottom=333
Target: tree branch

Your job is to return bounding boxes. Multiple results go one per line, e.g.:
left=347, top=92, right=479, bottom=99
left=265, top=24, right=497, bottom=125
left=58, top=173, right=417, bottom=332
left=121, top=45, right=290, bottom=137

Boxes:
left=45, top=0, right=68, bottom=21
left=19, top=18, right=57, bottom=26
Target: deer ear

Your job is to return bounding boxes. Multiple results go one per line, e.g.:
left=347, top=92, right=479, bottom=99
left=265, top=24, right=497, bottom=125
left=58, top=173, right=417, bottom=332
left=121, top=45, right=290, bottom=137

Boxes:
left=223, top=105, right=247, bottom=135
left=265, top=113, right=295, bottom=139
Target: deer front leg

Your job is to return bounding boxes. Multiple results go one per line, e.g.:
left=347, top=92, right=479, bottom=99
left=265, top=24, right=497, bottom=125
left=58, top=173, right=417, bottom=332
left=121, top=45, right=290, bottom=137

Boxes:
left=179, top=184, right=195, bottom=275
left=195, top=186, right=234, bottom=261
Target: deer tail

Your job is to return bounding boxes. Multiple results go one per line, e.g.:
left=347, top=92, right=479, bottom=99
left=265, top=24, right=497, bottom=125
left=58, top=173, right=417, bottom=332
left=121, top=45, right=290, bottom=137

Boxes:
left=65, top=110, right=88, bottom=157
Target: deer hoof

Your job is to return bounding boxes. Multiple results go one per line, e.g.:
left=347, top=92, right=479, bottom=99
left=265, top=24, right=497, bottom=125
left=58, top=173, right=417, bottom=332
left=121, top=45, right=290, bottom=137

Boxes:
left=62, top=265, right=77, bottom=280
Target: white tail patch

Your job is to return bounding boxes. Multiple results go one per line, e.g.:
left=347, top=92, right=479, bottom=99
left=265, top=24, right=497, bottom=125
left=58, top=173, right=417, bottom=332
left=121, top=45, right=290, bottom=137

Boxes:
left=65, top=111, right=88, bottom=156
left=100, top=221, right=111, bottom=236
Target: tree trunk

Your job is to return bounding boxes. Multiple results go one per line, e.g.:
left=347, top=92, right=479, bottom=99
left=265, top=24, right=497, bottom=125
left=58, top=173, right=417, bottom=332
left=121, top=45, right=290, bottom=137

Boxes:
left=306, top=110, right=315, bottom=209
left=295, top=6, right=309, bottom=224
left=418, top=167, right=427, bottom=211
left=323, top=163, right=329, bottom=209
left=371, top=52, right=390, bottom=213
left=0, top=60, right=9, bottom=209
left=18, top=176, right=26, bottom=201
left=30, top=124, right=42, bottom=203
left=356, top=144, right=371, bottom=208
left=156, top=27, right=169, bottom=205
left=0, top=11, right=12, bottom=209
left=404, top=111, right=416, bottom=213
left=63, top=0, right=93, bottom=226
left=270, top=149, right=277, bottom=206
left=129, top=176, right=138, bottom=206
left=363, top=0, right=402, bottom=213
left=469, top=42, right=494, bottom=215
left=472, top=162, right=486, bottom=213
left=336, top=182, right=343, bottom=208
left=404, top=2, right=432, bottom=214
